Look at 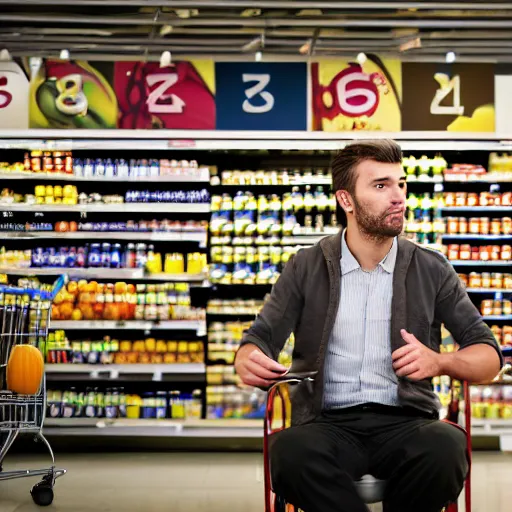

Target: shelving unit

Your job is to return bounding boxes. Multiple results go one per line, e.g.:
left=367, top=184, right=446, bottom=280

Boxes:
left=1, top=131, right=511, bottom=442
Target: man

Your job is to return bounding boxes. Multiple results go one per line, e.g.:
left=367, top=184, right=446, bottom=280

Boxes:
left=234, top=139, right=502, bottom=512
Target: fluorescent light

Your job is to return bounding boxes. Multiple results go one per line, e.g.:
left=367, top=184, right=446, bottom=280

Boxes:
left=446, top=51, right=456, bottom=63
left=59, top=49, right=70, bottom=60
left=255, top=51, right=262, bottom=62
left=357, top=52, right=367, bottom=65
left=160, top=50, right=171, bottom=68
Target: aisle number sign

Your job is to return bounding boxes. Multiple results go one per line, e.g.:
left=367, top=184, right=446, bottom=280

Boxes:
left=0, top=61, right=29, bottom=129
left=215, top=63, right=307, bottom=130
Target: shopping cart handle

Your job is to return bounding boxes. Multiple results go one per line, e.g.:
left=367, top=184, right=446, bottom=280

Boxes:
left=50, top=274, right=68, bottom=301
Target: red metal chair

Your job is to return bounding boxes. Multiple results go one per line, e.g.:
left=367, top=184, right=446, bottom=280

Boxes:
left=263, top=375, right=472, bottom=512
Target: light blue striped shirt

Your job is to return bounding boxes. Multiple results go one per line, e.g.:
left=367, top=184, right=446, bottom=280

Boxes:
left=323, top=231, right=400, bottom=409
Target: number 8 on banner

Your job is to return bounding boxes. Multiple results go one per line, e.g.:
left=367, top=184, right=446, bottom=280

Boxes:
left=0, top=62, right=29, bottom=129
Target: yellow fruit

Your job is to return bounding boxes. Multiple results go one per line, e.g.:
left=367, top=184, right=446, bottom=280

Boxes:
left=71, top=308, right=82, bottom=321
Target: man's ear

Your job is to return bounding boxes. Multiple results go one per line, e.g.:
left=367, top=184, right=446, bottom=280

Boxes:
left=335, top=190, right=353, bottom=213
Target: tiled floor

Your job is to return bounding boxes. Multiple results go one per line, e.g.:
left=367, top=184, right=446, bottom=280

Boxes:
left=0, top=451, right=511, bottom=511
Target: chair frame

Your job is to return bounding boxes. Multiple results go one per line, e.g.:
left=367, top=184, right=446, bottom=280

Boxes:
left=263, top=376, right=472, bottom=512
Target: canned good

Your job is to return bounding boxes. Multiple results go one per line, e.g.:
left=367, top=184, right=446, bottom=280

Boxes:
left=480, top=217, right=490, bottom=235
left=447, top=217, right=459, bottom=234
left=482, top=273, right=492, bottom=288
left=491, top=273, right=503, bottom=289
left=481, top=299, right=493, bottom=316
left=467, top=193, right=479, bottom=207
left=460, top=244, right=471, bottom=260
left=491, top=219, right=502, bottom=235
left=503, top=218, right=512, bottom=235
left=469, top=218, right=480, bottom=235
left=459, top=217, right=468, bottom=234
left=469, top=272, right=481, bottom=289
left=502, top=245, right=511, bottom=261
left=448, top=244, right=459, bottom=260
left=493, top=300, right=503, bottom=316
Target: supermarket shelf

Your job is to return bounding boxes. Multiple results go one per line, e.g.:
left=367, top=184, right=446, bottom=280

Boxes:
left=442, top=234, right=512, bottom=241
left=4, top=129, right=512, bottom=152
left=444, top=174, right=512, bottom=183
left=281, top=234, right=330, bottom=245
left=439, top=206, right=512, bottom=212
left=0, top=203, right=211, bottom=213
left=1, top=231, right=208, bottom=244
left=449, top=261, right=511, bottom=266
left=0, top=171, right=210, bottom=183
left=221, top=177, right=332, bottom=186
left=42, top=418, right=263, bottom=438
left=482, top=315, right=512, bottom=321
left=45, top=363, right=205, bottom=382
left=0, top=267, right=207, bottom=282
left=50, top=320, right=206, bottom=333
left=466, top=288, right=512, bottom=294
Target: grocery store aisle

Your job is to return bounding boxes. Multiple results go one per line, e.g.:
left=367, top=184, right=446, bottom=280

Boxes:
left=1, top=451, right=511, bottom=511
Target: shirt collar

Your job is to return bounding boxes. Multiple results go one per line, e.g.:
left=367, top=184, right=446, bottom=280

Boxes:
left=341, top=229, right=398, bottom=275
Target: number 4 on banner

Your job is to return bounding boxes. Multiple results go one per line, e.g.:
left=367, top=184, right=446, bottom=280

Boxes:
left=242, top=73, right=275, bottom=114
left=430, top=74, right=465, bottom=116
left=146, top=73, right=186, bottom=114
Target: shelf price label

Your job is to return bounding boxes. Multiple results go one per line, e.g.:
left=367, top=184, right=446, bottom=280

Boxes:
left=215, top=62, right=307, bottom=130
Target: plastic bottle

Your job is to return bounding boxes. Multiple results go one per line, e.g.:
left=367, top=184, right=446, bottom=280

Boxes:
left=101, top=243, right=111, bottom=268
left=135, top=243, right=147, bottom=269
left=124, top=243, right=136, bottom=269
left=110, top=244, right=122, bottom=269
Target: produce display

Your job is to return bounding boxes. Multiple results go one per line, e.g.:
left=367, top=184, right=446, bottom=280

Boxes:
left=51, top=280, right=204, bottom=322
left=1, top=151, right=208, bottom=180
left=0, top=185, right=210, bottom=206
left=46, top=331, right=204, bottom=365
left=47, top=388, right=202, bottom=420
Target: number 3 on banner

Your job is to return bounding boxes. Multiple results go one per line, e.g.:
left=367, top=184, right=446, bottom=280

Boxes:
left=0, top=76, right=13, bottom=109
left=146, top=73, right=185, bottom=114
left=242, top=74, right=275, bottom=114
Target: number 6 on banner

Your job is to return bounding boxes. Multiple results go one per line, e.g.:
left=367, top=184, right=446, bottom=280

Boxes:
left=146, top=73, right=186, bottom=114
left=242, top=73, right=275, bottom=114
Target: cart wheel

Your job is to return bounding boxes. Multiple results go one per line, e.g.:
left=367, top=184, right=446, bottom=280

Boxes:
left=31, top=482, right=54, bottom=507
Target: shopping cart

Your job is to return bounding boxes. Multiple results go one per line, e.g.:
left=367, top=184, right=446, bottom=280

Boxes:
left=0, top=275, right=67, bottom=507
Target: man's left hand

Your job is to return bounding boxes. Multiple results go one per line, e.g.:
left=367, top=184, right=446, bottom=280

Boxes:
left=392, top=329, right=442, bottom=380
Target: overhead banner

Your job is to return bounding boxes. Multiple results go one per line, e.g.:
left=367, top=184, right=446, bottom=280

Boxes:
left=0, top=61, right=29, bottom=129
left=215, top=62, right=307, bottom=130
left=114, top=60, right=215, bottom=130
left=29, top=60, right=118, bottom=129
left=310, top=56, right=402, bottom=131
left=402, top=63, right=495, bottom=132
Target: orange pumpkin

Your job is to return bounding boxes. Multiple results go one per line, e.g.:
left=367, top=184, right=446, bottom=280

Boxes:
left=6, top=345, right=44, bottom=395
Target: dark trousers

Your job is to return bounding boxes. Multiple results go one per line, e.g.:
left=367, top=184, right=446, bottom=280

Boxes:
left=269, top=404, right=469, bottom=512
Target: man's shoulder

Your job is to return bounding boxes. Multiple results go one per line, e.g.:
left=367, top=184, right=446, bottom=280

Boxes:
left=402, top=237, right=451, bottom=271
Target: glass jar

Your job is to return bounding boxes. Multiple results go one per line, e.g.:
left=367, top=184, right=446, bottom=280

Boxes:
left=455, top=192, right=467, bottom=206
left=467, top=193, right=479, bottom=207
left=481, top=299, right=493, bottom=316
left=504, top=274, right=512, bottom=290
left=447, top=217, right=459, bottom=234
left=471, top=247, right=480, bottom=261
left=468, top=272, right=481, bottom=289
left=503, top=300, right=512, bottom=316
left=460, top=244, right=471, bottom=260
left=479, top=192, right=491, bottom=206
left=491, top=245, right=501, bottom=261
left=469, top=218, right=480, bottom=235
left=448, top=244, right=459, bottom=260
left=481, top=272, right=492, bottom=288
left=503, top=217, right=512, bottom=235
left=459, top=274, right=469, bottom=287
left=491, top=273, right=503, bottom=289
left=493, top=300, right=503, bottom=316
left=480, top=217, right=490, bottom=235
left=458, top=217, right=468, bottom=234
left=491, top=219, right=502, bottom=235
left=501, top=245, right=511, bottom=261
left=502, top=192, right=511, bottom=206
left=445, top=192, right=456, bottom=207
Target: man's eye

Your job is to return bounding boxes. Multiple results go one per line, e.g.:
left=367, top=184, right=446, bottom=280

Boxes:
left=376, top=184, right=384, bottom=189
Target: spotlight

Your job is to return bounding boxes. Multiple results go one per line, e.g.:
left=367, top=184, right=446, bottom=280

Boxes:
left=357, top=52, right=367, bottom=65
left=446, top=51, right=456, bottom=63
left=59, top=49, right=70, bottom=60
left=255, top=51, right=262, bottom=62
left=160, top=50, right=171, bottom=68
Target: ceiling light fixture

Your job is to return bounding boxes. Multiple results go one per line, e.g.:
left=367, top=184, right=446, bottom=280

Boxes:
left=357, top=52, right=367, bottom=65
left=255, top=51, right=262, bottom=62
left=59, top=49, right=70, bottom=60
left=160, top=25, right=173, bottom=36
left=446, top=51, right=456, bottom=63
left=160, top=50, right=172, bottom=68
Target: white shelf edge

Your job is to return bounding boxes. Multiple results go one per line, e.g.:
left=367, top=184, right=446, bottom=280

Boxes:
left=45, top=363, right=205, bottom=375
left=466, top=288, right=512, bottom=293
left=482, top=315, right=512, bottom=321
left=0, top=203, right=210, bottom=213
left=50, top=320, right=206, bottom=331
left=439, top=207, right=512, bottom=211
left=442, top=235, right=512, bottom=240
left=0, top=172, right=210, bottom=183
left=0, top=231, right=208, bottom=244
left=449, top=261, right=511, bottom=266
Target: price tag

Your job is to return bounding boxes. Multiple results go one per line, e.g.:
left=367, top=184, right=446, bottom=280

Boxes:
left=152, top=370, right=163, bottom=382
left=110, top=369, right=120, bottom=379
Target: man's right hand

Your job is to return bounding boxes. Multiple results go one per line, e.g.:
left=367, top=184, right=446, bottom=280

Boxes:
left=235, top=344, right=289, bottom=388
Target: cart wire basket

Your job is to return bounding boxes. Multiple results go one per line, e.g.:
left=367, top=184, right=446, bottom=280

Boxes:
left=0, top=274, right=67, bottom=507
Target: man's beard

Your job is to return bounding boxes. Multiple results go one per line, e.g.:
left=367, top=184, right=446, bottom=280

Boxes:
left=352, top=196, right=404, bottom=241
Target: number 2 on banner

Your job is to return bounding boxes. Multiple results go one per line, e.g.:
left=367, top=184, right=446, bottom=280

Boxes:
left=146, top=73, right=185, bottom=114
left=0, top=76, right=13, bottom=109
left=242, top=73, right=275, bottom=114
